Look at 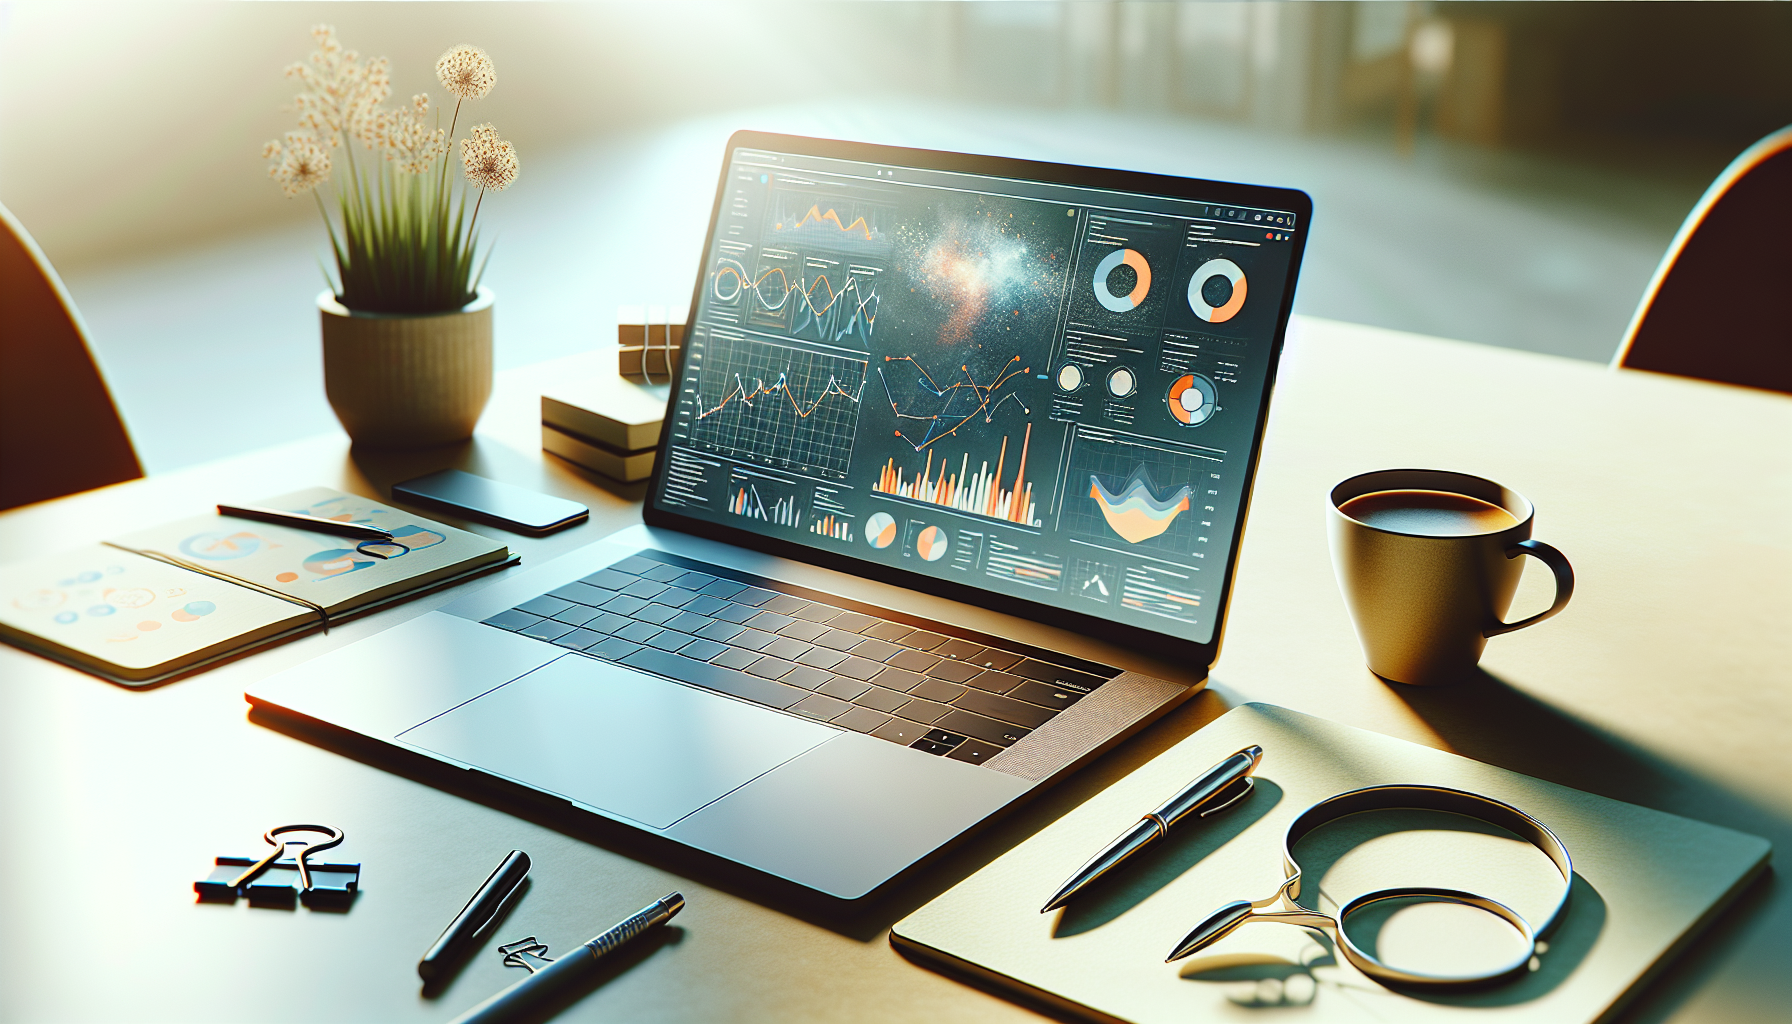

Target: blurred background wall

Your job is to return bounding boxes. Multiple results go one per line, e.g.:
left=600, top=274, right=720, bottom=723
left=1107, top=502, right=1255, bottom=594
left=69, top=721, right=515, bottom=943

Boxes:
left=3, top=1, right=1789, bottom=471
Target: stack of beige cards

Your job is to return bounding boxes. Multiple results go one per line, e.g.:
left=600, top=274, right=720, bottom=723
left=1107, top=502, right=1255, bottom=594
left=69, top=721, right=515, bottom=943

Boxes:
left=894, top=704, right=1769, bottom=1024
left=0, top=487, right=514, bottom=686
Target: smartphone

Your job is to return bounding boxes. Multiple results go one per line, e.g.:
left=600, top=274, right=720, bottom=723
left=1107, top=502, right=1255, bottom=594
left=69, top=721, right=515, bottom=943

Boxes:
left=392, top=469, right=589, bottom=536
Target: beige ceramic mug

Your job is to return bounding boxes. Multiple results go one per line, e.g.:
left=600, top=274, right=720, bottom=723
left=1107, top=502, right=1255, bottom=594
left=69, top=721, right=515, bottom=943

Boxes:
left=1327, top=469, right=1573, bottom=684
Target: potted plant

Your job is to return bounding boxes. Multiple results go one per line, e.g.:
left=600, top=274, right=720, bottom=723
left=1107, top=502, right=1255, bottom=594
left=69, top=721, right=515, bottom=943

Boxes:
left=262, top=26, right=520, bottom=447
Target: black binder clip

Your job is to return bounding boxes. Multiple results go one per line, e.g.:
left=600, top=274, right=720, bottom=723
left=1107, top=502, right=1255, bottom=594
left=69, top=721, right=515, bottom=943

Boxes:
left=194, top=824, right=360, bottom=909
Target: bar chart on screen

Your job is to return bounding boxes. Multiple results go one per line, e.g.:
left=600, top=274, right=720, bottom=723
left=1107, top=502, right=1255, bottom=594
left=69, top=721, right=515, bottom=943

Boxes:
left=871, top=424, right=1042, bottom=528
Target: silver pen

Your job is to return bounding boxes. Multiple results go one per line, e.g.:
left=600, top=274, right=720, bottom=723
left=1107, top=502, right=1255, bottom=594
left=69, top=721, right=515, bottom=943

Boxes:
left=1041, top=746, right=1262, bottom=913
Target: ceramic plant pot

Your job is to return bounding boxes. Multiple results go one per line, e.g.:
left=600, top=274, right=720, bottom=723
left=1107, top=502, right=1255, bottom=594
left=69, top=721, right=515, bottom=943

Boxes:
left=319, top=287, right=494, bottom=447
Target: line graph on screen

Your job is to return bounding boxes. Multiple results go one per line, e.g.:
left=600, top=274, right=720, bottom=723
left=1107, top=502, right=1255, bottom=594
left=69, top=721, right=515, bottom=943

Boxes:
left=688, top=336, right=868, bottom=479
left=877, top=353, right=1032, bottom=451
left=711, top=260, right=880, bottom=345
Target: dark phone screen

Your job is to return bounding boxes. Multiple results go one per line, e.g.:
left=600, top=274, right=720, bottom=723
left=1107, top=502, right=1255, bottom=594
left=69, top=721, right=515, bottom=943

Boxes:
left=395, top=470, right=588, bottom=532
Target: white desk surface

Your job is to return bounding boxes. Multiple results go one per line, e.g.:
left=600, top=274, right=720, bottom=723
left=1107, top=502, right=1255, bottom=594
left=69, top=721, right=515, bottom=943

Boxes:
left=1, top=315, right=1786, bottom=1023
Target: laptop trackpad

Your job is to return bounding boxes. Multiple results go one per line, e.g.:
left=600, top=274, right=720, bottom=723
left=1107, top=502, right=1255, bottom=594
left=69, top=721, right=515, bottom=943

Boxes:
left=398, top=655, right=835, bottom=829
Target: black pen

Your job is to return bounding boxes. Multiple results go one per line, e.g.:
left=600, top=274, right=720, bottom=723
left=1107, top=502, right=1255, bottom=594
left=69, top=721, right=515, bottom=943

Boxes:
left=1040, top=745, right=1263, bottom=913
left=419, top=851, right=532, bottom=982
left=450, top=893, right=685, bottom=1024
left=217, top=503, right=395, bottom=541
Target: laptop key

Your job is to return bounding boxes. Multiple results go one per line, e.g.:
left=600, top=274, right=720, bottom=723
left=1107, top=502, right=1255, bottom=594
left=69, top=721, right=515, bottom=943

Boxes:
left=696, top=620, right=747, bottom=644
left=869, top=667, right=923, bottom=692
left=730, top=627, right=779, bottom=651
left=622, top=579, right=670, bottom=599
left=911, top=678, right=967, bottom=704
left=732, top=586, right=778, bottom=607
left=712, top=602, right=760, bottom=623
left=953, top=689, right=1056, bottom=730
left=885, top=649, right=941, bottom=674
left=685, top=594, right=733, bottom=616
left=794, top=647, right=848, bottom=670
left=894, top=698, right=952, bottom=725
left=710, top=647, right=762, bottom=671
left=760, top=595, right=809, bottom=615
left=666, top=611, right=714, bottom=634
left=777, top=620, right=829, bottom=642
left=620, top=647, right=806, bottom=710
left=817, top=676, right=871, bottom=701
left=552, top=628, right=607, bottom=651
left=759, top=637, right=814, bottom=662
left=923, top=729, right=968, bottom=747
left=909, top=738, right=955, bottom=756
left=782, top=666, right=835, bottom=690
left=587, top=637, right=643, bottom=661
left=632, top=603, right=681, bottom=625
left=932, top=638, right=987, bottom=662
left=520, top=619, right=576, bottom=642
left=790, top=694, right=854, bottom=722
left=828, top=610, right=878, bottom=632
left=1009, top=679, right=1086, bottom=710
left=833, top=707, right=891, bottom=734
left=831, top=657, right=885, bottom=680
left=745, top=610, right=794, bottom=632
left=851, top=685, right=908, bottom=712
left=599, top=594, right=650, bottom=616
left=927, top=660, right=983, bottom=684
left=871, top=719, right=929, bottom=747
left=550, top=605, right=603, bottom=627
left=582, top=612, right=632, bottom=634
left=935, top=709, right=1030, bottom=747
left=641, top=563, right=687, bottom=583
left=860, top=620, right=915, bottom=643
left=812, top=628, right=864, bottom=652
left=847, top=637, right=902, bottom=662
left=518, top=595, right=576, bottom=618
left=791, top=604, right=841, bottom=623
left=676, top=637, right=729, bottom=662
left=947, top=739, right=1004, bottom=766
left=655, top=588, right=701, bottom=608
left=614, top=621, right=663, bottom=644
left=484, top=609, right=542, bottom=631
left=673, top=570, right=718, bottom=590
left=645, top=629, right=695, bottom=653
left=698, top=579, right=749, bottom=601
left=965, top=670, right=1024, bottom=694
left=745, top=656, right=797, bottom=680
left=902, top=630, right=948, bottom=651
left=1010, top=659, right=1106, bottom=690
left=978, top=650, right=1026, bottom=672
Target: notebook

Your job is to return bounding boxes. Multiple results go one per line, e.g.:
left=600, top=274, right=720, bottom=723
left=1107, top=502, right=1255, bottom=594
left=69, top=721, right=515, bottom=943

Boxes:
left=0, top=487, right=516, bottom=685
left=893, top=703, right=1771, bottom=1024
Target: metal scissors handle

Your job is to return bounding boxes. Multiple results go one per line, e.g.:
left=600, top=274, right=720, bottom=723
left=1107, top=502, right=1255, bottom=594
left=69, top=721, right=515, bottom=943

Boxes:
left=226, top=824, right=345, bottom=892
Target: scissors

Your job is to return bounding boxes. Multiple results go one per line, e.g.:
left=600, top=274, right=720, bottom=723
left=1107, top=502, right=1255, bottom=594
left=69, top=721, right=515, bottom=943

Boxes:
left=226, top=824, right=345, bottom=893
left=1167, top=784, right=1572, bottom=990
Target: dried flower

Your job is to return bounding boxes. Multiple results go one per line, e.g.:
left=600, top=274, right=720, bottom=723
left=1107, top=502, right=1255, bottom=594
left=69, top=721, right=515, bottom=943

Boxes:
left=263, top=131, right=332, bottom=197
left=372, top=94, right=447, bottom=175
left=285, top=25, right=389, bottom=149
left=435, top=44, right=496, bottom=101
left=461, top=124, right=519, bottom=191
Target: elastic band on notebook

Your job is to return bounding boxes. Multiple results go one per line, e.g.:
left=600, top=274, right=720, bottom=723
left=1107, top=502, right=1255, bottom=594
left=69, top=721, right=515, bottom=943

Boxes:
left=101, top=542, right=332, bottom=631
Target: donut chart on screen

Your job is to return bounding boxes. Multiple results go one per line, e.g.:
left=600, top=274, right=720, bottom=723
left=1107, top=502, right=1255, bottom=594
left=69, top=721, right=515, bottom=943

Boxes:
left=1092, top=248, right=1152, bottom=313
left=1167, top=373, right=1218, bottom=426
left=1187, top=258, right=1247, bottom=322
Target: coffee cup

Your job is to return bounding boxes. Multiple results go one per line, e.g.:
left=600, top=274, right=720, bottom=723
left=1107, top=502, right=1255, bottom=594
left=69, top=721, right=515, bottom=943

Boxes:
left=1327, top=469, right=1573, bottom=684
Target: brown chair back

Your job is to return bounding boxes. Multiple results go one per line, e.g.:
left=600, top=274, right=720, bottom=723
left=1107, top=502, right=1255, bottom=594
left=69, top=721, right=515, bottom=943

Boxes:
left=0, top=202, right=143, bottom=510
left=1613, top=127, right=1792, bottom=394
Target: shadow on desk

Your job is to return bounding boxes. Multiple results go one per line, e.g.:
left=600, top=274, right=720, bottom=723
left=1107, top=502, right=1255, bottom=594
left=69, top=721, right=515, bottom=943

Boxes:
left=345, top=442, right=651, bottom=508
left=1386, top=669, right=1782, bottom=1024
left=248, top=689, right=1234, bottom=944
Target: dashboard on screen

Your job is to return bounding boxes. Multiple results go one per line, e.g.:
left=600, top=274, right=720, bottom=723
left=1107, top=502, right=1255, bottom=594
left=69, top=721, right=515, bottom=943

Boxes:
left=649, top=143, right=1302, bottom=647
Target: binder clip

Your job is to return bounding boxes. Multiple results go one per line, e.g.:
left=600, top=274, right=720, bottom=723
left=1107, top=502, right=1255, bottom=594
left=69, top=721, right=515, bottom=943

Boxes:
left=194, top=824, right=360, bottom=909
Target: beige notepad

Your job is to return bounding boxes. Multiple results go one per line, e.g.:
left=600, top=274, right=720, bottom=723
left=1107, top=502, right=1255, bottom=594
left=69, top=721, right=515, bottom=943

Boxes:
left=0, top=488, right=514, bottom=685
left=893, top=704, right=1770, bottom=1024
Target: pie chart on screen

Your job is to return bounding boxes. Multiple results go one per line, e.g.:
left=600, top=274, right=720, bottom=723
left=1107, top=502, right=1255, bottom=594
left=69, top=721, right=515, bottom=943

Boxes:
left=916, top=525, right=949, bottom=562
left=1093, top=248, right=1152, bottom=313
left=865, top=512, right=897, bottom=549
left=1167, top=373, right=1217, bottom=426
left=1187, top=258, right=1247, bottom=322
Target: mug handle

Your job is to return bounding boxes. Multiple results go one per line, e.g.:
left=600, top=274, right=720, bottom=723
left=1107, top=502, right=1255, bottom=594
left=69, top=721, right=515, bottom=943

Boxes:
left=1484, top=540, right=1574, bottom=637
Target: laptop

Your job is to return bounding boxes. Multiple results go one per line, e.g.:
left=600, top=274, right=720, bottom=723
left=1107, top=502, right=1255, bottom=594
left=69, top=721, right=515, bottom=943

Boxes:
left=248, top=132, right=1311, bottom=900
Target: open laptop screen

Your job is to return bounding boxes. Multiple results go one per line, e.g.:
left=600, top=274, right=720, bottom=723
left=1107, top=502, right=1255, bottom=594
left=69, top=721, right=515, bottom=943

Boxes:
left=649, top=135, right=1306, bottom=653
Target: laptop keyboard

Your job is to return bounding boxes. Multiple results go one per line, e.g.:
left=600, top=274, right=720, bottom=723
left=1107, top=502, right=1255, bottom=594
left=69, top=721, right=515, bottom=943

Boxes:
left=479, top=549, right=1117, bottom=768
